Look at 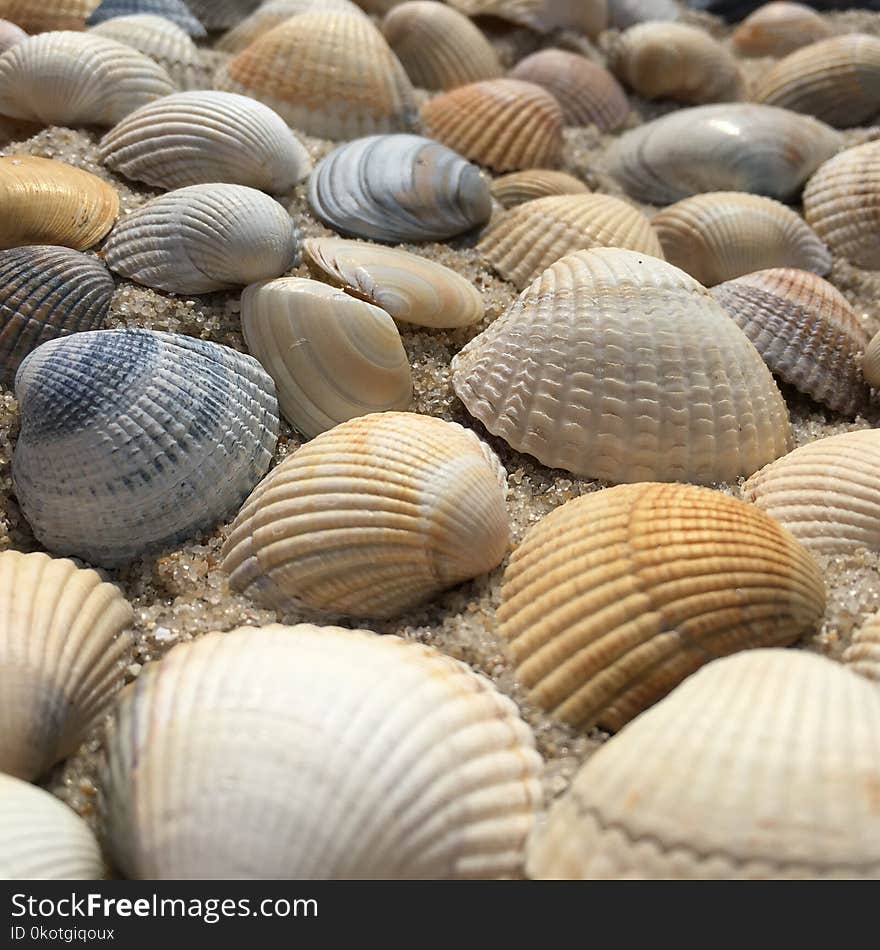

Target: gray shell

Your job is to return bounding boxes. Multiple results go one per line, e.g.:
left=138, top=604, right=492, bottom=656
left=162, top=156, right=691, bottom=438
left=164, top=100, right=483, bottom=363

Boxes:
left=608, top=0, right=678, bottom=28
left=184, top=0, right=260, bottom=29
left=87, top=0, right=206, bottom=36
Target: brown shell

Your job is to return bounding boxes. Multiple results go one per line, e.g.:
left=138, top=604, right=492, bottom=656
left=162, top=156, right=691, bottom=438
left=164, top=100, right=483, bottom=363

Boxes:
left=732, top=2, right=833, bottom=58
left=0, top=0, right=96, bottom=32
left=446, top=0, right=607, bottom=37
left=490, top=169, right=589, bottom=208
left=843, top=612, right=880, bottom=684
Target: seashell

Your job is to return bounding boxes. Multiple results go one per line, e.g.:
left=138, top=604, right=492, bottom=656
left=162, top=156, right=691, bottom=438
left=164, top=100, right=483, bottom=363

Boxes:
left=214, top=11, right=417, bottom=141
left=217, top=0, right=366, bottom=54
left=526, top=650, right=880, bottom=879
left=607, top=103, right=843, bottom=205
left=742, top=429, right=880, bottom=554
left=222, top=411, right=509, bottom=619
left=452, top=247, right=793, bottom=483
left=102, top=624, right=543, bottom=879
left=0, top=155, right=118, bottom=251
left=12, top=329, right=279, bottom=566
left=478, top=194, right=664, bottom=291
left=99, top=91, right=312, bottom=193
left=509, top=49, right=629, bottom=131
left=86, top=0, right=203, bottom=35
left=0, top=17, right=26, bottom=52
left=308, top=135, right=492, bottom=243
left=653, top=192, right=831, bottom=287
left=303, top=237, right=485, bottom=328
left=446, top=0, right=607, bottom=37
left=0, top=0, right=96, bottom=32
left=754, top=34, right=880, bottom=128
left=491, top=169, right=589, bottom=208
left=864, top=328, right=880, bottom=389
left=0, top=31, right=174, bottom=126
left=711, top=269, right=869, bottom=416
left=732, top=2, right=833, bottom=58
left=0, top=549, right=132, bottom=780
left=608, top=0, right=679, bottom=29
left=183, top=0, right=259, bottom=29
left=103, top=184, right=300, bottom=294
left=843, top=612, right=880, bottom=684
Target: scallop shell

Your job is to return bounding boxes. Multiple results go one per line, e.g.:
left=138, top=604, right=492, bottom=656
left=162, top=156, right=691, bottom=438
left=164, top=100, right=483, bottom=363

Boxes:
left=0, top=0, right=96, bottom=32
left=711, top=269, right=869, bottom=416
left=0, top=155, right=118, bottom=251
left=103, top=624, right=543, bottom=879
left=452, top=247, right=793, bottom=483
left=526, top=650, right=880, bottom=879
left=222, top=412, right=509, bottom=619
left=86, top=0, right=203, bottom=35
left=491, top=169, right=589, bottom=208
left=732, top=2, right=833, bottom=58
left=99, top=91, right=312, bottom=193
left=0, top=549, right=132, bottom=780
left=864, top=328, right=880, bottom=388
left=303, top=237, right=485, bottom=328
left=214, top=11, right=417, bottom=140
left=308, top=135, right=492, bottom=243
left=421, top=78, right=564, bottom=173
left=12, top=329, right=279, bottom=566
left=0, top=17, right=26, bottom=52
left=478, top=193, right=664, bottom=291
left=843, top=612, right=880, bottom=684
left=608, top=0, right=679, bottom=29
left=103, top=184, right=300, bottom=294
left=447, top=0, right=607, bottom=37
left=607, top=103, right=843, bottom=205
left=184, top=0, right=259, bottom=29
left=217, top=0, right=366, bottom=53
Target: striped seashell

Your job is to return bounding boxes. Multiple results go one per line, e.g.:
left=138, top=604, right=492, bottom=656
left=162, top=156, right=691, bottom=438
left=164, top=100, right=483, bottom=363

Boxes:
left=0, top=549, right=132, bottom=780
left=447, top=0, right=607, bottom=37
left=608, top=0, right=679, bottom=28
left=217, top=0, right=366, bottom=53
left=13, top=329, right=279, bottom=566
left=308, top=135, right=492, bottom=243
left=86, top=0, right=203, bottom=35
left=732, top=2, right=832, bottom=58
left=0, top=0, right=96, bottom=32
left=864, top=328, right=880, bottom=388
left=103, top=184, right=300, bottom=294
left=0, top=17, right=26, bottom=52
left=222, top=412, right=509, bottom=619
left=478, top=193, right=664, bottom=291
left=452, top=247, right=793, bottom=483
left=491, top=169, right=589, bottom=208
left=183, top=0, right=259, bottom=29
left=843, top=612, right=880, bottom=684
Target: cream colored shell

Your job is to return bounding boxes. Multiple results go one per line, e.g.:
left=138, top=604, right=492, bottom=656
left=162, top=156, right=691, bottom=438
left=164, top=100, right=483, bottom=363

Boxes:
left=0, top=0, right=97, bottom=32
left=447, top=0, right=607, bottom=37
left=732, top=2, right=832, bottom=58
left=864, top=328, right=880, bottom=388
left=217, top=0, right=366, bottom=53
left=490, top=169, right=589, bottom=208
left=843, top=612, right=880, bottom=684
left=0, top=17, right=25, bottom=53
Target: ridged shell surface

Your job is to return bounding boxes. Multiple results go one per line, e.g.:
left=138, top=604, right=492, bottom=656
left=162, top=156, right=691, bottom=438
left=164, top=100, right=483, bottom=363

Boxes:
left=864, top=328, right=880, bottom=388
left=0, top=0, right=97, bottom=32
left=184, top=0, right=259, bottom=29
left=491, top=169, right=589, bottom=208
left=217, top=0, right=366, bottom=53
left=732, top=2, right=832, bottom=57
left=0, top=17, right=25, bottom=52
left=608, top=0, right=679, bottom=28
left=12, top=329, right=279, bottom=566
left=452, top=248, right=793, bottom=483
left=843, top=612, right=880, bottom=684
left=447, top=0, right=607, bottom=37
left=86, top=0, right=203, bottom=35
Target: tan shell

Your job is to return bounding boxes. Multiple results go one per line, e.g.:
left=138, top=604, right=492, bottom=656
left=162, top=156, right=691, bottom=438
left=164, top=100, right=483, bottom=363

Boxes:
left=217, top=0, right=366, bottom=53
left=447, top=0, right=607, bottom=37
left=490, top=169, right=589, bottom=208
left=732, top=2, right=832, bottom=58
left=421, top=78, right=563, bottom=173
left=863, top=328, right=880, bottom=388
left=478, top=193, right=664, bottom=291
left=0, top=0, right=96, bottom=32
left=0, top=155, right=118, bottom=250
left=222, top=412, right=510, bottom=620
left=843, top=612, right=880, bottom=684
left=527, top=650, right=880, bottom=879
left=653, top=192, right=831, bottom=287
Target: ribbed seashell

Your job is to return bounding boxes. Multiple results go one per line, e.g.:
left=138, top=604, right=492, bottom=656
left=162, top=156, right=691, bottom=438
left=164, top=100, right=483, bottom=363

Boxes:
left=99, top=92, right=311, bottom=193
left=843, top=612, right=880, bottom=684
left=607, top=103, right=843, bottom=205
left=13, top=329, right=279, bottom=566
left=447, top=0, right=607, bottom=37
left=183, top=0, right=259, bottom=29
left=303, top=237, right=485, bottom=328
left=491, top=170, right=589, bottom=209
left=0, top=0, right=96, bottom=32
left=754, top=34, right=880, bottom=128
left=478, top=194, right=663, bottom=291
left=86, top=0, right=203, bottom=34
left=608, top=0, right=679, bottom=29
left=452, top=248, right=793, bottom=483
left=214, top=11, right=417, bottom=141
left=421, top=79, right=564, bottom=173
left=103, top=624, right=543, bottom=879
left=308, top=135, right=492, bottom=243
left=103, top=184, right=299, bottom=294
left=711, top=269, right=869, bottom=416
left=732, top=2, right=832, bottom=57
left=0, top=550, right=132, bottom=780
left=222, top=412, right=509, bottom=619
left=0, top=17, right=26, bottom=51
left=217, top=0, right=366, bottom=53
left=864, top=328, right=880, bottom=388
left=527, top=650, right=880, bottom=879
left=0, top=155, right=118, bottom=251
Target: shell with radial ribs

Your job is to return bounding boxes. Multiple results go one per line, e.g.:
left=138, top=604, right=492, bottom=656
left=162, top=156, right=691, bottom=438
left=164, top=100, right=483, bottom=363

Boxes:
left=0, top=550, right=132, bottom=780
left=608, top=0, right=679, bottom=28
left=0, top=18, right=25, bottom=52
left=491, top=170, right=589, bottom=208
left=844, top=612, right=880, bottom=684
left=0, top=0, right=97, bottom=32
left=222, top=412, right=509, bottom=619
left=184, top=0, right=259, bottom=29
left=527, top=650, right=880, bottom=879
left=217, top=0, right=366, bottom=53
left=12, top=329, right=279, bottom=566
left=452, top=248, right=793, bottom=483
left=864, top=328, right=880, bottom=388
left=86, top=0, right=204, bottom=35
left=732, top=2, right=832, bottom=57
left=447, top=0, right=607, bottom=37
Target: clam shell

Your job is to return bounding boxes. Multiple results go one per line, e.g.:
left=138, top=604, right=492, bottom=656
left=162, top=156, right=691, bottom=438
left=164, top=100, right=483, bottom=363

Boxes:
left=711, top=268, right=869, bottom=416
left=217, top=0, right=366, bottom=53
left=99, top=91, right=312, bottom=193
left=864, top=328, right=880, bottom=389
left=843, top=612, right=880, bottom=684
left=0, top=155, right=118, bottom=251
left=102, top=624, right=543, bottom=879
left=447, top=0, right=607, bottom=37
left=490, top=169, right=589, bottom=208
left=452, top=247, right=793, bottom=483
left=527, top=650, right=880, bottom=879
left=184, top=0, right=259, bottom=29
left=0, top=549, right=132, bottom=780
left=222, top=411, right=509, bottom=619
left=608, top=0, right=679, bottom=28
left=732, top=2, right=833, bottom=58
left=303, top=237, right=485, bottom=328
left=103, top=184, right=300, bottom=294
left=308, top=134, right=492, bottom=243
left=87, top=0, right=204, bottom=35
left=0, top=0, right=96, bottom=32
left=12, top=328, right=279, bottom=566
left=0, top=17, right=26, bottom=52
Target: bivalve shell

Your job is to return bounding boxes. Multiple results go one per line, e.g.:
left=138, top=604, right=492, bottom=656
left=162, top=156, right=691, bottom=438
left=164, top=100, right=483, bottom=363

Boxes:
left=843, top=612, right=880, bottom=684
left=86, top=0, right=204, bottom=35
left=184, top=0, right=259, bottom=29
left=732, top=2, right=833, bottom=58
left=217, top=0, right=366, bottom=53
left=0, top=0, right=96, bottom=32
left=490, top=169, right=589, bottom=208
left=0, top=17, right=26, bottom=52
left=864, top=328, right=880, bottom=388
left=608, top=0, right=679, bottom=28
left=447, top=0, right=607, bottom=37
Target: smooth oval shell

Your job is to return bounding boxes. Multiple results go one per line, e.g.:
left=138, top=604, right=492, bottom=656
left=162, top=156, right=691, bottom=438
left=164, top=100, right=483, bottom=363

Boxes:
left=452, top=247, right=793, bottom=483
left=732, top=2, right=832, bottom=57
left=86, top=0, right=204, bottom=35
left=222, top=411, right=509, bottom=619
left=843, top=612, right=880, bottom=684
left=184, top=0, right=259, bottom=29
left=447, top=0, right=607, bottom=37
left=0, top=0, right=96, bottom=32
left=217, top=0, right=366, bottom=53
left=864, top=328, right=880, bottom=388
left=608, top=0, right=679, bottom=28
left=13, top=328, right=279, bottom=566
left=490, top=169, right=589, bottom=208
left=0, top=17, right=26, bottom=52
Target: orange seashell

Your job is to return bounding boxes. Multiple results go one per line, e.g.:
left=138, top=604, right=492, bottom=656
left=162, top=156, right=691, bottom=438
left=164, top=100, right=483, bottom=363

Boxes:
left=732, top=2, right=832, bottom=58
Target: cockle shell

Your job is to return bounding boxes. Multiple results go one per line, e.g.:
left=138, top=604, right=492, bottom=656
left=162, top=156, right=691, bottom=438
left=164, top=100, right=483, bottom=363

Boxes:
left=102, top=624, right=543, bottom=879
left=452, top=248, right=792, bottom=483
left=0, top=0, right=97, bottom=32
left=184, top=0, right=259, bottom=29
left=526, top=650, right=880, bottom=879
left=103, top=184, right=300, bottom=294
left=0, top=17, right=26, bottom=52
left=447, top=0, right=607, bottom=37
left=608, top=0, right=679, bottom=28
left=711, top=269, right=869, bottom=416
left=86, top=0, right=203, bottom=35
left=864, top=328, right=880, bottom=388
left=217, top=0, right=366, bottom=53
left=303, top=237, right=485, bottom=328
left=0, top=155, right=118, bottom=250
left=490, top=169, right=589, bottom=208
left=0, top=549, right=132, bottom=780
left=308, top=135, right=492, bottom=243
left=732, top=2, right=832, bottom=57
left=13, top=329, right=279, bottom=566
left=99, top=91, right=312, bottom=193
left=222, top=412, right=509, bottom=619
left=843, top=612, right=880, bottom=684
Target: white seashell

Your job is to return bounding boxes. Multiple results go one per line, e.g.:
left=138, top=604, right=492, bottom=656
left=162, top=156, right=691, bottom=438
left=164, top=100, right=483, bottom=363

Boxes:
left=843, top=612, right=880, bottom=684
left=0, top=18, right=26, bottom=54
left=490, top=169, right=590, bottom=208
left=217, top=0, right=367, bottom=53
left=86, top=0, right=205, bottom=36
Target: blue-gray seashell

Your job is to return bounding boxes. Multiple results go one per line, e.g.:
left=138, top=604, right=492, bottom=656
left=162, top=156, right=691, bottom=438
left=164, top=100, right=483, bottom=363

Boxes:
left=87, top=0, right=206, bottom=37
